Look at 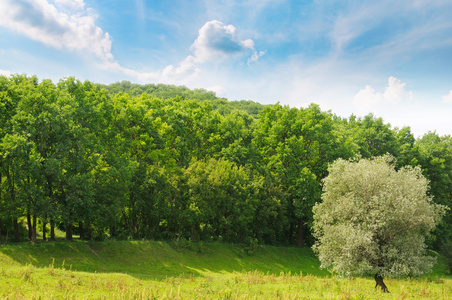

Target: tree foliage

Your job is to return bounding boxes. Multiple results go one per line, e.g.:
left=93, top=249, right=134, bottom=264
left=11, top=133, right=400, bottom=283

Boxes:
left=312, top=156, right=447, bottom=291
left=0, top=75, right=450, bottom=254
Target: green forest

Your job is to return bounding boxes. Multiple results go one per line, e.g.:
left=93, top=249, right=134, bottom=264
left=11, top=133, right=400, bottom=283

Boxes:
left=1, top=74, right=451, bottom=250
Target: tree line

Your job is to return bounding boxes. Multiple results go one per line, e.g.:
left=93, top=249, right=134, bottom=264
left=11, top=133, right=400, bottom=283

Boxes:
left=0, top=74, right=451, bottom=248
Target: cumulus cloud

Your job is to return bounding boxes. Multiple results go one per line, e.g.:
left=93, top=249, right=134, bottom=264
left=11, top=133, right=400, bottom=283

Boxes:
left=383, top=76, right=414, bottom=102
left=0, top=69, right=11, bottom=77
left=442, top=90, right=452, bottom=103
left=157, top=20, right=259, bottom=83
left=353, top=76, right=413, bottom=112
left=191, top=20, right=255, bottom=63
left=0, top=1, right=259, bottom=85
left=161, top=56, right=201, bottom=82
left=0, top=0, right=113, bottom=61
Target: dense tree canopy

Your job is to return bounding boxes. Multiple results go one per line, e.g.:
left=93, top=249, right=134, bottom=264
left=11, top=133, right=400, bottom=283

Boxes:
left=0, top=75, right=451, bottom=254
left=312, top=156, right=446, bottom=292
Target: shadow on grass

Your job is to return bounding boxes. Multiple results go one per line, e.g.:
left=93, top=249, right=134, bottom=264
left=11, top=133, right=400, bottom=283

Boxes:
left=0, top=240, right=330, bottom=280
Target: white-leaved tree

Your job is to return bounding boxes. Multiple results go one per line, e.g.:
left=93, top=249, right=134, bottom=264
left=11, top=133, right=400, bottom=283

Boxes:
left=312, top=155, right=447, bottom=293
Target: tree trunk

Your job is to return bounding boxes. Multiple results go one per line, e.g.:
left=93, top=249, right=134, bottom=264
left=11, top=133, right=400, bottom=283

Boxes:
left=148, top=220, right=157, bottom=240
left=27, top=213, right=32, bottom=240
left=45, top=177, right=54, bottom=242
left=191, top=224, right=198, bottom=241
left=79, top=221, right=85, bottom=240
left=13, top=219, right=20, bottom=242
left=50, top=219, right=56, bottom=241
left=86, top=221, right=93, bottom=242
left=130, top=197, right=136, bottom=239
left=42, top=220, right=47, bottom=241
left=110, top=225, right=116, bottom=238
left=289, top=221, right=294, bottom=245
left=7, top=169, right=17, bottom=242
left=66, top=223, right=73, bottom=241
left=31, top=214, right=37, bottom=244
left=297, top=217, right=304, bottom=248
left=375, top=274, right=389, bottom=293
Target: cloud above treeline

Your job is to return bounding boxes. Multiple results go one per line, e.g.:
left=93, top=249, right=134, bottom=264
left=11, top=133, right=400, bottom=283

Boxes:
left=0, top=69, right=11, bottom=76
left=353, top=76, right=414, bottom=113
left=0, top=0, right=261, bottom=86
left=191, top=20, right=255, bottom=63
left=157, top=20, right=260, bottom=82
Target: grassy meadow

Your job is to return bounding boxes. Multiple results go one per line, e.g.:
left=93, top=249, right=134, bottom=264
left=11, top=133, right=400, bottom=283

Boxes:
left=0, top=239, right=451, bottom=299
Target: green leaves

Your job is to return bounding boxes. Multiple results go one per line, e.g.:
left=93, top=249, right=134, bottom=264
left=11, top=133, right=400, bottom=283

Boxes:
left=1, top=74, right=450, bottom=249
left=184, top=158, right=257, bottom=242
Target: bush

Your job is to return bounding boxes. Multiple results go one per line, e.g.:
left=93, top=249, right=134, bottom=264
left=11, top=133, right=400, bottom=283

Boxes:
left=440, top=240, right=452, bottom=275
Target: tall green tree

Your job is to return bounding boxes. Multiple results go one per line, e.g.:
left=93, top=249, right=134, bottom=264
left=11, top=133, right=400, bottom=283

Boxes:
left=110, top=93, right=166, bottom=239
left=218, top=109, right=257, bottom=166
left=253, top=103, right=339, bottom=246
left=0, top=75, right=39, bottom=241
left=3, top=77, right=66, bottom=242
left=184, top=158, right=258, bottom=242
left=417, top=132, right=452, bottom=248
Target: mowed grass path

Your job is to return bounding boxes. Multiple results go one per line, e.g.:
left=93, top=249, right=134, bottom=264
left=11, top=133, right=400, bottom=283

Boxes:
left=0, top=240, right=451, bottom=299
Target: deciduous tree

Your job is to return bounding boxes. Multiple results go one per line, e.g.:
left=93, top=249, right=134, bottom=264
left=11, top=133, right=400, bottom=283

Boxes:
left=313, top=156, right=446, bottom=292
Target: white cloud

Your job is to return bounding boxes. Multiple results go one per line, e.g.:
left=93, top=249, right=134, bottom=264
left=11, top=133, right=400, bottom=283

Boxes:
left=100, top=61, right=159, bottom=82
left=99, top=20, right=257, bottom=85
left=158, top=20, right=260, bottom=83
left=206, top=85, right=228, bottom=98
left=191, top=20, right=255, bottom=63
left=0, top=0, right=113, bottom=61
left=383, top=76, right=413, bottom=102
left=353, top=76, right=413, bottom=112
left=353, top=85, right=383, bottom=110
left=112, top=20, right=260, bottom=84
left=53, top=0, right=85, bottom=11
left=442, top=90, right=452, bottom=103
left=101, top=55, right=200, bottom=85
left=161, top=56, right=201, bottom=82
left=0, top=1, right=259, bottom=86
left=0, top=69, right=11, bottom=77
left=247, top=51, right=266, bottom=65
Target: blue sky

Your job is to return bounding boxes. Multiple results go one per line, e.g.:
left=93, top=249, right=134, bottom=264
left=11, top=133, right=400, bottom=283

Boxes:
left=1, top=0, right=451, bottom=137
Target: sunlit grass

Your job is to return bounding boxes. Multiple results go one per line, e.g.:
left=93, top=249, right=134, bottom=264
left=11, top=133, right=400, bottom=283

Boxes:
left=1, top=240, right=450, bottom=299
left=1, top=266, right=451, bottom=299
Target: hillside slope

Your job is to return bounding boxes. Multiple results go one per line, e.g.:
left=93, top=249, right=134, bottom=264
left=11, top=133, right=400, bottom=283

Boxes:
left=0, top=241, right=328, bottom=280
left=1, top=241, right=450, bottom=299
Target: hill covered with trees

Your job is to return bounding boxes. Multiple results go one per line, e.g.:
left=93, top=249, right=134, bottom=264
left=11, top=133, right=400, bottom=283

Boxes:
left=0, top=75, right=451, bottom=250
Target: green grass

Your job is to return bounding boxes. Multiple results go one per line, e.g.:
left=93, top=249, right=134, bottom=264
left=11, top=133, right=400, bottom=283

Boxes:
left=0, top=240, right=327, bottom=279
left=0, top=240, right=451, bottom=299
